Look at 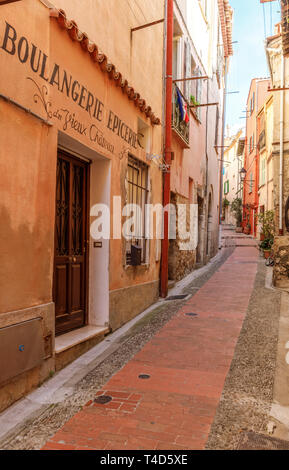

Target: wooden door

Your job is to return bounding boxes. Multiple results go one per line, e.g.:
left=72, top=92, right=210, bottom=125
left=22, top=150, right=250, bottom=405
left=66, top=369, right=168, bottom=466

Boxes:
left=54, top=151, right=89, bottom=336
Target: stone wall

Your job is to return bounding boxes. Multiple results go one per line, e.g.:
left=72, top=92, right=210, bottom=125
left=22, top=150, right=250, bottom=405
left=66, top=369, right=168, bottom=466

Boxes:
left=273, top=236, right=289, bottom=288
left=109, top=280, right=159, bottom=331
left=168, top=193, right=196, bottom=281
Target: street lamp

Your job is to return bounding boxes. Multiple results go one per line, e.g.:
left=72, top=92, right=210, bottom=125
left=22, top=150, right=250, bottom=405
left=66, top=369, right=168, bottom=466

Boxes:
left=240, top=167, right=247, bottom=183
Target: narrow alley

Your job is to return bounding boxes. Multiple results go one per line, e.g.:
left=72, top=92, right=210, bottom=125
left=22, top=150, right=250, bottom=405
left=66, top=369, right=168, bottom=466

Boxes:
left=1, top=228, right=287, bottom=451
left=42, top=232, right=258, bottom=451
left=2, top=0, right=289, bottom=455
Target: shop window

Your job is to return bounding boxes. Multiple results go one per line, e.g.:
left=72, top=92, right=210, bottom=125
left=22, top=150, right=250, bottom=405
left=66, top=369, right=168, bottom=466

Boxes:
left=125, top=155, right=149, bottom=266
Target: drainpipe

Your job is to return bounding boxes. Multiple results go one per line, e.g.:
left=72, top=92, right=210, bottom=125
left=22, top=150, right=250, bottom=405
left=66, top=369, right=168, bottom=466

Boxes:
left=279, top=51, right=285, bottom=235
left=160, top=0, right=173, bottom=298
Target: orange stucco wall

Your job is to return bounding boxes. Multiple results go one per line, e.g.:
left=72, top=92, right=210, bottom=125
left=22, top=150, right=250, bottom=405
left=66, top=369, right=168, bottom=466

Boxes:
left=0, top=0, right=164, bottom=314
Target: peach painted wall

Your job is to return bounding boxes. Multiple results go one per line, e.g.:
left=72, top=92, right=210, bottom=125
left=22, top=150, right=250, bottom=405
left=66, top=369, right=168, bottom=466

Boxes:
left=0, top=0, right=164, bottom=314
left=171, top=108, right=206, bottom=199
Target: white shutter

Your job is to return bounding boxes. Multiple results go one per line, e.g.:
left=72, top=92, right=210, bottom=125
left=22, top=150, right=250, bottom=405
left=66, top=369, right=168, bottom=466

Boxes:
left=196, top=67, right=202, bottom=120
left=185, top=40, right=191, bottom=100
left=177, top=37, right=183, bottom=87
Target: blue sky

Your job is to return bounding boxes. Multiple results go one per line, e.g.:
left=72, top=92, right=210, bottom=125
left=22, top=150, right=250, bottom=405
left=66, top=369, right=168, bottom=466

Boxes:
left=226, top=0, right=281, bottom=134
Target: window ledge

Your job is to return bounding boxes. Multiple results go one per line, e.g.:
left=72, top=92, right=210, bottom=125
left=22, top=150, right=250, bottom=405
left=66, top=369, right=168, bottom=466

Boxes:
left=124, top=263, right=150, bottom=271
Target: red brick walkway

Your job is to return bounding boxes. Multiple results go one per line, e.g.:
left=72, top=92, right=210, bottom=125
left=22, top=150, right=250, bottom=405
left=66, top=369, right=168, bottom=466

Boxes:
left=43, top=246, right=258, bottom=450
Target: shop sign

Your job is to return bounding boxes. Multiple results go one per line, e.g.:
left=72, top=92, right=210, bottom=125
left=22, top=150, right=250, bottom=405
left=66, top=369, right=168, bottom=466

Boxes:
left=1, top=21, right=139, bottom=155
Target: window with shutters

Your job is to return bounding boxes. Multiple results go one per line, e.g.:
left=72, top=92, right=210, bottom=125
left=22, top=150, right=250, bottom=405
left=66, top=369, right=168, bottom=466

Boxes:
left=195, top=67, right=203, bottom=121
left=259, top=157, right=266, bottom=187
left=184, top=40, right=191, bottom=101
left=215, top=106, right=220, bottom=147
left=249, top=172, right=253, bottom=193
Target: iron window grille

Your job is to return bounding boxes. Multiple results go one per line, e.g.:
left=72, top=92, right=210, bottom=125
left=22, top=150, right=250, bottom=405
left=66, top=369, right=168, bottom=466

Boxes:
left=125, top=155, right=149, bottom=265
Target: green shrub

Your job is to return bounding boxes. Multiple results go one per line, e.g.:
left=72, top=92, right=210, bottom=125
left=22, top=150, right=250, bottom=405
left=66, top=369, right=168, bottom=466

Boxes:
left=230, top=198, right=242, bottom=227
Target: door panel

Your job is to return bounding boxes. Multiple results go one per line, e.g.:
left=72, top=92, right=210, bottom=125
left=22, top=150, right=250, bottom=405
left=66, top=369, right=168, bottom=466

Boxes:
left=55, top=264, right=68, bottom=316
left=54, top=151, right=89, bottom=336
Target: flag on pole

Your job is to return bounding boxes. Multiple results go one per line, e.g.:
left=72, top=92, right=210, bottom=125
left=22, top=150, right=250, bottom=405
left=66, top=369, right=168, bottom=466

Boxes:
left=184, top=103, right=190, bottom=123
left=176, top=88, right=189, bottom=123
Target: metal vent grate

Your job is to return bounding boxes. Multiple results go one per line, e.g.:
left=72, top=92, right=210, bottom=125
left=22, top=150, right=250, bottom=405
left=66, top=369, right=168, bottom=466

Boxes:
left=165, top=295, right=188, bottom=301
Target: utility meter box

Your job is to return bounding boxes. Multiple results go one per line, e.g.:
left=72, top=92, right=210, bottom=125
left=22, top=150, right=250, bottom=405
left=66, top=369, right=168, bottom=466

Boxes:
left=0, top=318, right=45, bottom=384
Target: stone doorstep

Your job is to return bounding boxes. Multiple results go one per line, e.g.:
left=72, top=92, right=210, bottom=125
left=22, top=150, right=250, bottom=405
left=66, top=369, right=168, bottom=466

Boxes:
left=55, top=325, right=110, bottom=355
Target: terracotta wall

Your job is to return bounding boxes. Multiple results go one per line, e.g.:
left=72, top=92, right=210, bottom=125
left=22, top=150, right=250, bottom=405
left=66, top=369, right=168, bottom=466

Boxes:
left=243, top=79, right=270, bottom=234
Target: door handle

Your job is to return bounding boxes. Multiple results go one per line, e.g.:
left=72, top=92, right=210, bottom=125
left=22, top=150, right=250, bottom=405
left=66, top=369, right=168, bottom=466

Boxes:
left=69, top=256, right=77, bottom=263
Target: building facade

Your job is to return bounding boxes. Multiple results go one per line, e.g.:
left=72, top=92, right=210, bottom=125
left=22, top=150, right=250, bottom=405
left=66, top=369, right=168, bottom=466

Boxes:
left=266, top=14, right=289, bottom=287
left=0, top=0, right=165, bottom=411
left=222, top=129, right=244, bottom=226
left=256, top=94, right=274, bottom=239
left=0, top=0, right=233, bottom=412
left=243, top=78, right=270, bottom=237
left=168, top=0, right=233, bottom=280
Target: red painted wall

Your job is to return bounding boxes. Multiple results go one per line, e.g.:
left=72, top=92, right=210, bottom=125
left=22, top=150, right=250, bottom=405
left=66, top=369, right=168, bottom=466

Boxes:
left=243, top=79, right=270, bottom=236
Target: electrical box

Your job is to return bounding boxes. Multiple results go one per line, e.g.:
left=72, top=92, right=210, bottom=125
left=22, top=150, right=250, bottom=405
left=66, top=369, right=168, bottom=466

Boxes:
left=0, top=318, right=45, bottom=385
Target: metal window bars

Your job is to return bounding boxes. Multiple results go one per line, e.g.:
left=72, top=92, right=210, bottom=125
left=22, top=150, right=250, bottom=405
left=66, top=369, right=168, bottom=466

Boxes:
left=125, top=155, right=149, bottom=265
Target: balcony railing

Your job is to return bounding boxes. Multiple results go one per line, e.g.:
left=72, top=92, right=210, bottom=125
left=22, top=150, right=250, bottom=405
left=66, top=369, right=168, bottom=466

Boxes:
left=172, top=85, right=190, bottom=148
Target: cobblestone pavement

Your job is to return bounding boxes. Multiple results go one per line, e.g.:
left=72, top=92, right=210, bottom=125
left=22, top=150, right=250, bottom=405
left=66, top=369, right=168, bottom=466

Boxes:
left=0, top=245, right=234, bottom=450
left=41, top=242, right=259, bottom=450
left=207, top=254, right=282, bottom=449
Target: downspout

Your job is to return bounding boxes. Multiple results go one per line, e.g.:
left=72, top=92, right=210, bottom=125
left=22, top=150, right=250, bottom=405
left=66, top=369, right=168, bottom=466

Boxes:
left=254, top=83, right=258, bottom=237
left=243, top=135, right=248, bottom=225
left=160, top=0, right=173, bottom=298
left=279, top=50, right=285, bottom=235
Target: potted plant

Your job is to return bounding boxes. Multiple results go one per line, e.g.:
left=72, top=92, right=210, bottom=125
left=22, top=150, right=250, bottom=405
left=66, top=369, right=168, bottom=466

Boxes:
left=230, top=198, right=243, bottom=232
left=222, top=198, right=230, bottom=222
left=260, top=238, right=273, bottom=259
left=258, top=210, right=274, bottom=242
left=190, top=95, right=200, bottom=107
left=244, top=223, right=251, bottom=235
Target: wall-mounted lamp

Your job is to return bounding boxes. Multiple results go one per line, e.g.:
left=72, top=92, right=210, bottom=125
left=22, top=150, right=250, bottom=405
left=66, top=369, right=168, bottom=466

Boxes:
left=240, top=167, right=247, bottom=182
